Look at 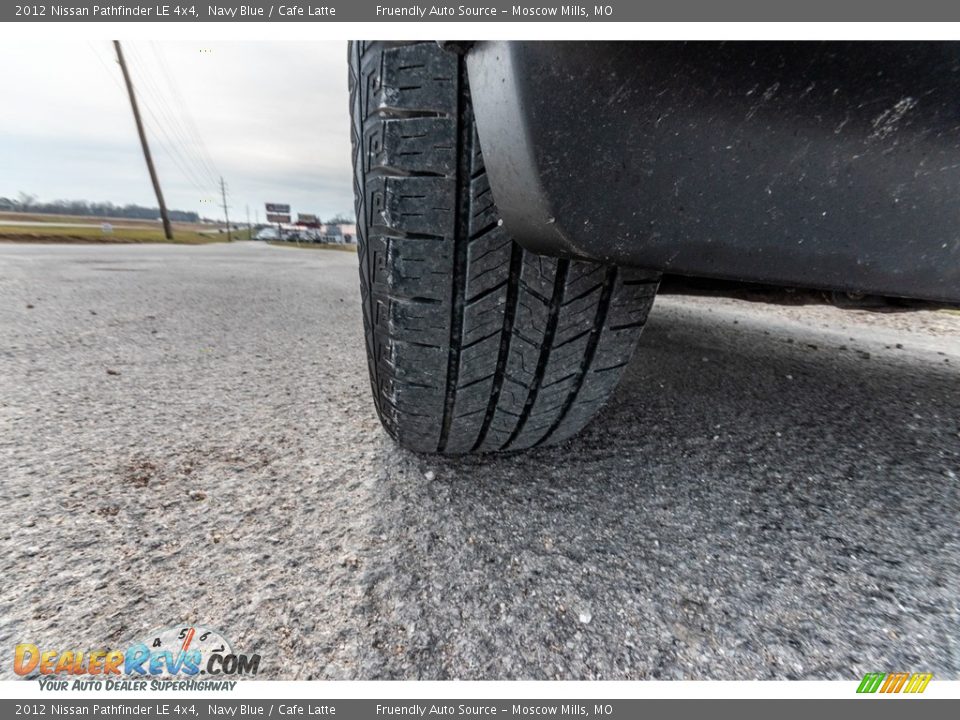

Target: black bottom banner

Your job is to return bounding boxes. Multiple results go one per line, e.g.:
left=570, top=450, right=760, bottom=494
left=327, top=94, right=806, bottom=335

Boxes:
left=3, top=699, right=958, bottom=720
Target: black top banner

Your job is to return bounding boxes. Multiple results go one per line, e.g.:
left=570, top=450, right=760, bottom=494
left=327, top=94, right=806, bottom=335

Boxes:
left=6, top=0, right=960, bottom=22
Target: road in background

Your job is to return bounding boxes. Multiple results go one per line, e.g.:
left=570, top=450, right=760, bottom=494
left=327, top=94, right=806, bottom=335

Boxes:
left=0, top=242, right=957, bottom=680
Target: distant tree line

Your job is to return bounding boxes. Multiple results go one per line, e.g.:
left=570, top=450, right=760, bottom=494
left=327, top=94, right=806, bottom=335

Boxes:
left=0, top=192, right=200, bottom=223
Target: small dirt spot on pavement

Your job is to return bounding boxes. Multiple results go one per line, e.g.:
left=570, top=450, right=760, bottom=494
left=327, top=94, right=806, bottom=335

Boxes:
left=123, top=458, right=158, bottom=488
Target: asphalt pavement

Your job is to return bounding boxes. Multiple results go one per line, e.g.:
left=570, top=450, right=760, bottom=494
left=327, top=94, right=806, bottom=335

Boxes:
left=0, top=241, right=957, bottom=680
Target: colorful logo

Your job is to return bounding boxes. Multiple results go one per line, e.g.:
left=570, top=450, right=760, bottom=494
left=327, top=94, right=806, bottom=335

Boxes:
left=14, top=625, right=260, bottom=682
left=856, top=672, right=933, bottom=694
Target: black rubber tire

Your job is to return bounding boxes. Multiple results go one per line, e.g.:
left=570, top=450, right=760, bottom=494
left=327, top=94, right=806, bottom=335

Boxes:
left=349, top=41, right=659, bottom=454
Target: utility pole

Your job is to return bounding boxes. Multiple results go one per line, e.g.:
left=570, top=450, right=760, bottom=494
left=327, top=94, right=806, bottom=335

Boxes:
left=114, top=40, right=173, bottom=241
left=220, top=176, right=232, bottom=242
left=246, top=205, right=252, bottom=240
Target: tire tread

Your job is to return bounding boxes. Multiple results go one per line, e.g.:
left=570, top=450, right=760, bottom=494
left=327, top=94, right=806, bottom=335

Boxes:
left=350, top=41, right=658, bottom=454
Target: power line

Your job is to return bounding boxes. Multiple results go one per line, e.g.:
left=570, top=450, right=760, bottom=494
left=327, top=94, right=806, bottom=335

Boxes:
left=124, top=44, right=217, bottom=191
left=142, top=106, right=213, bottom=193
left=87, top=41, right=126, bottom=96
left=128, top=90, right=214, bottom=193
left=127, top=43, right=214, bottom=182
left=150, top=42, right=221, bottom=184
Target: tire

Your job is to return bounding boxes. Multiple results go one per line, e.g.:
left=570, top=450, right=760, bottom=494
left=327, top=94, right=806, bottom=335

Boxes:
left=349, top=41, right=660, bottom=454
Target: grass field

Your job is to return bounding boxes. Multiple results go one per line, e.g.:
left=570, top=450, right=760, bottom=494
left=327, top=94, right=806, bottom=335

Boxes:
left=0, top=211, right=215, bottom=233
left=0, top=223, right=225, bottom=245
left=268, top=241, right=357, bottom=253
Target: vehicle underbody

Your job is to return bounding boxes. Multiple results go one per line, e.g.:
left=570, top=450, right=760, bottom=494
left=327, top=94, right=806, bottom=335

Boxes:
left=465, top=41, right=960, bottom=307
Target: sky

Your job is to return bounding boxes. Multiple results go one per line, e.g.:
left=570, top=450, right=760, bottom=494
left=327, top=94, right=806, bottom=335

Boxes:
left=0, top=40, right=353, bottom=223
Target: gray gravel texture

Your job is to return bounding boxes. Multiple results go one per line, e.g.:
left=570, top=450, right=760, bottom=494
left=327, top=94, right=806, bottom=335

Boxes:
left=1, top=241, right=958, bottom=681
